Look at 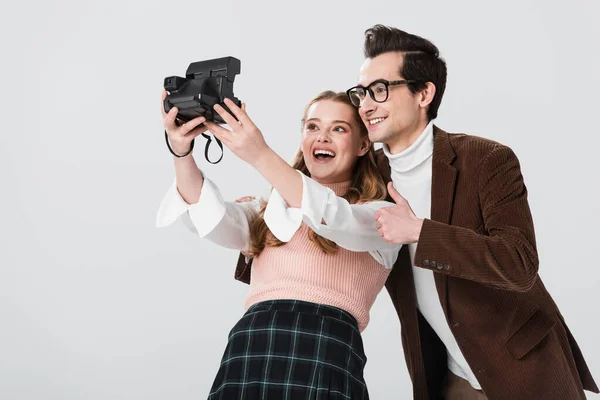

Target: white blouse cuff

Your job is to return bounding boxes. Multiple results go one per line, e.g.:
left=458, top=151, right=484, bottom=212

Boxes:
left=264, top=187, right=303, bottom=242
left=156, top=176, right=227, bottom=238
left=299, top=172, right=338, bottom=227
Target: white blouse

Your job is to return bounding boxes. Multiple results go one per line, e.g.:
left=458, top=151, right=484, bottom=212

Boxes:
left=156, top=171, right=401, bottom=269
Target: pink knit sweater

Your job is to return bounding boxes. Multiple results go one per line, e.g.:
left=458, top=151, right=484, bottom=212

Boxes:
left=245, top=181, right=391, bottom=332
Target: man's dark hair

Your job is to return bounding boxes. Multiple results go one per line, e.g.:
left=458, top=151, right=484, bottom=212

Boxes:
left=364, top=25, right=447, bottom=121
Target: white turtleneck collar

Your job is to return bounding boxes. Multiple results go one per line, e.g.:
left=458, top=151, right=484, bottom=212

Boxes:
left=383, top=120, right=434, bottom=173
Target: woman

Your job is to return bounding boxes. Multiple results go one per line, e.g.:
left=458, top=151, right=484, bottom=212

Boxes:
left=157, top=90, right=405, bottom=399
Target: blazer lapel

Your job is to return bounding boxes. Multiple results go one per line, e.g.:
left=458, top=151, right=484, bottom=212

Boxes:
left=431, top=126, right=458, bottom=314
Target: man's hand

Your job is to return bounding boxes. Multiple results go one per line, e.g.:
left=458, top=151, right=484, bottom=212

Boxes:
left=235, top=196, right=256, bottom=203
left=373, top=182, right=424, bottom=244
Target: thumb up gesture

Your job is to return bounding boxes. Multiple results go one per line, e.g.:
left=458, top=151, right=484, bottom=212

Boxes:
left=373, top=182, right=424, bottom=244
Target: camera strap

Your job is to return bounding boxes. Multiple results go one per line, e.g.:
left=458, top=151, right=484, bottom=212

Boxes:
left=200, top=132, right=224, bottom=164
left=164, top=130, right=223, bottom=163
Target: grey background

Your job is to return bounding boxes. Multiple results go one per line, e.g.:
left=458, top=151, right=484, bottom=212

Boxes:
left=4, top=0, right=599, bottom=398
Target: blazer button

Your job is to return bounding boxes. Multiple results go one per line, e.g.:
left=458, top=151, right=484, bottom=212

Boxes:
left=423, top=260, right=430, bottom=267
left=431, top=261, right=437, bottom=268
left=444, top=264, right=450, bottom=271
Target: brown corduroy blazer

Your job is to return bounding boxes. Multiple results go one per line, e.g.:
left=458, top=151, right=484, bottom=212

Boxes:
left=233, top=126, right=598, bottom=399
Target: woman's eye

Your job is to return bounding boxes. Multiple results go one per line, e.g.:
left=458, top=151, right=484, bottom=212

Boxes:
left=307, top=124, right=318, bottom=131
left=333, top=126, right=347, bottom=132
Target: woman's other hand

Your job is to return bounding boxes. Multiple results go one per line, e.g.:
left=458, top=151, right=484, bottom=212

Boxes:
left=162, top=90, right=207, bottom=156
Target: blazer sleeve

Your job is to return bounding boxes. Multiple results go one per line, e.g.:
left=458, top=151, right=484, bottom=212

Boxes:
left=413, top=145, right=539, bottom=292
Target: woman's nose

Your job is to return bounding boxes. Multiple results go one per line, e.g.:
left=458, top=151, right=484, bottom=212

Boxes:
left=316, top=131, right=332, bottom=142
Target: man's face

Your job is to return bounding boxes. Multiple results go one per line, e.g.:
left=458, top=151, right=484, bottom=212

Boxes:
left=357, top=52, right=423, bottom=151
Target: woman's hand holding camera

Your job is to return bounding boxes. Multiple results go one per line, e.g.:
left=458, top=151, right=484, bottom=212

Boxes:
left=204, top=98, right=271, bottom=167
left=161, top=90, right=207, bottom=156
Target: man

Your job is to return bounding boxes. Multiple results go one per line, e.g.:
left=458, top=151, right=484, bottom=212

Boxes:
left=345, top=25, right=597, bottom=399
left=234, top=25, right=598, bottom=399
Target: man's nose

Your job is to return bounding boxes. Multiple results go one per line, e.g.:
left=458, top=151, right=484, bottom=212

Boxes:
left=360, top=94, right=376, bottom=116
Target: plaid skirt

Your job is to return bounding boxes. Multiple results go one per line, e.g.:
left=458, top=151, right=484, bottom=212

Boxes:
left=207, top=300, right=369, bottom=399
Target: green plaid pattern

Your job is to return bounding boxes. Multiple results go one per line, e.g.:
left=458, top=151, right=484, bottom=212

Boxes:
left=208, top=300, right=369, bottom=399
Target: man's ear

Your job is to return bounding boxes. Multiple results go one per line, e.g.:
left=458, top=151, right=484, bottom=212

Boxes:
left=419, top=82, right=436, bottom=109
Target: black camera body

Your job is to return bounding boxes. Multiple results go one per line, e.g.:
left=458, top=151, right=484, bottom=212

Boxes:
left=163, top=56, right=242, bottom=124
left=162, top=57, right=242, bottom=164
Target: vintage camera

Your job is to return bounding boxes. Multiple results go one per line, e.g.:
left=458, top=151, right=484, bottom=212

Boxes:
left=163, top=57, right=242, bottom=163
left=163, top=56, right=242, bottom=123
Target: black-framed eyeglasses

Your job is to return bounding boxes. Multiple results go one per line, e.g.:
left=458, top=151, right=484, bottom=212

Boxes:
left=346, top=79, right=417, bottom=107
